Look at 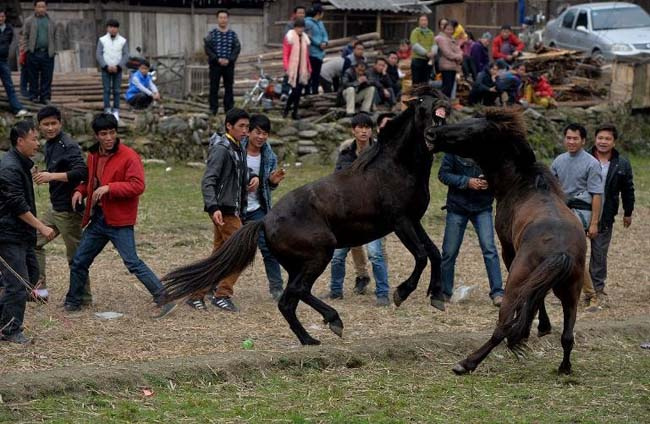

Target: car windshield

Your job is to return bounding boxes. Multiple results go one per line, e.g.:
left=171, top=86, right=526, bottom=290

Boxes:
left=591, top=7, right=650, bottom=30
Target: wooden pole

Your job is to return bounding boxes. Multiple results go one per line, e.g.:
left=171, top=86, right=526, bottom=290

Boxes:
left=376, top=12, right=382, bottom=38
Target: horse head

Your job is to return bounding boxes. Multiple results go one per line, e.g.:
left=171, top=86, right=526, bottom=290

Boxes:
left=394, top=85, right=450, bottom=151
left=424, top=108, right=535, bottom=168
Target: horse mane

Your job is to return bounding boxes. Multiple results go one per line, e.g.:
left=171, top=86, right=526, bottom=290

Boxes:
left=481, top=108, right=535, bottom=168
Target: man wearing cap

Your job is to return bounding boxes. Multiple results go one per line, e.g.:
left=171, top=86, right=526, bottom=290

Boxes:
left=492, top=24, right=524, bottom=63
left=470, top=32, right=492, bottom=75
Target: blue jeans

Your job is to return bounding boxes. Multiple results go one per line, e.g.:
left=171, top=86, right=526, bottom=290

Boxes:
left=0, top=60, right=24, bottom=112
left=244, top=208, right=283, bottom=292
left=441, top=209, right=504, bottom=299
left=101, top=69, right=122, bottom=111
left=65, top=210, right=164, bottom=307
left=330, top=239, right=389, bottom=298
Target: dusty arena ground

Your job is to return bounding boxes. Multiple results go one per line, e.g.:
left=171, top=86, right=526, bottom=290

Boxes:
left=0, top=160, right=649, bottom=421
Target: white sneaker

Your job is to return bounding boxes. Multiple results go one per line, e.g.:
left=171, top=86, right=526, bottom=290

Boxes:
left=15, top=109, right=29, bottom=117
left=112, top=109, right=120, bottom=121
left=104, top=107, right=112, bottom=114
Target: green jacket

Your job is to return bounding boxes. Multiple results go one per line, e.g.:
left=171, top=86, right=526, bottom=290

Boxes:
left=410, top=27, right=435, bottom=61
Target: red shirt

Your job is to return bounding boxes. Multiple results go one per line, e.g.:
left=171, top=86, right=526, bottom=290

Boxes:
left=76, top=140, right=145, bottom=227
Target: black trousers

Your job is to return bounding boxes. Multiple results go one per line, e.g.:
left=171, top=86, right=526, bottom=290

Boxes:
left=284, top=83, right=304, bottom=117
left=307, top=56, right=323, bottom=95
left=127, top=93, right=154, bottom=110
left=26, top=51, right=55, bottom=102
left=411, top=58, right=432, bottom=85
left=441, top=70, right=456, bottom=98
left=320, top=76, right=340, bottom=93
left=0, top=243, right=38, bottom=336
left=209, top=62, right=235, bottom=114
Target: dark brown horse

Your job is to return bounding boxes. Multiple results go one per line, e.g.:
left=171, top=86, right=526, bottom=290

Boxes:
left=425, top=109, right=585, bottom=375
left=162, top=86, right=448, bottom=345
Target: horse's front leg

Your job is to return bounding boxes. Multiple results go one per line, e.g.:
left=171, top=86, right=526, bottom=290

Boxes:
left=393, top=220, right=441, bottom=309
left=413, top=221, right=444, bottom=309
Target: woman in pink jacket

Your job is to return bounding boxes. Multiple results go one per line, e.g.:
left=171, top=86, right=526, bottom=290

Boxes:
left=435, top=21, right=463, bottom=98
left=282, top=18, right=311, bottom=120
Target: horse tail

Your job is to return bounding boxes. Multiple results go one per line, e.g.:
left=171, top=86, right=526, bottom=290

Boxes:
left=503, top=253, right=573, bottom=349
left=161, top=220, right=264, bottom=301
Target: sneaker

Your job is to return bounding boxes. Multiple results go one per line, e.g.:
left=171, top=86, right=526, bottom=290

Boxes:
left=327, top=292, right=344, bottom=300
left=112, top=109, right=120, bottom=121
left=596, top=290, right=609, bottom=308
left=585, top=296, right=600, bottom=312
left=186, top=298, right=207, bottom=310
left=2, top=331, right=31, bottom=344
left=492, top=295, right=503, bottom=307
left=64, top=303, right=82, bottom=312
left=376, top=296, right=390, bottom=307
left=154, top=302, right=177, bottom=319
left=270, top=288, right=283, bottom=302
left=15, top=109, right=29, bottom=117
left=211, top=296, right=239, bottom=312
left=353, top=276, right=370, bottom=295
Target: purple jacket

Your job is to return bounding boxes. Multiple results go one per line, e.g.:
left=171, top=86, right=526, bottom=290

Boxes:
left=470, top=42, right=490, bottom=73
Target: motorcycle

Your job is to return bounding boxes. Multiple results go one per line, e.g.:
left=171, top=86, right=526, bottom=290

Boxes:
left=241, top=56, right=278, bottom=110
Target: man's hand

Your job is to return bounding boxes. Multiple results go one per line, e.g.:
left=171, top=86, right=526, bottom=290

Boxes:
left=269, top=169, right=286, bottom=185
left=489, top=87, right=497, bottom=92
left=506, top=54, right=513, bottom=61
left=623, top=216, right=632, bottom=228
left=383, top=89, right=390, bottom=98
left=71, top=191, right=84, bottom=209
left=33, top=172, right=54, bottom=184
left=219, top=58, right=229, bottom=66
left=247, top=176, right=260, bottom=193
left=468, top=178, right=488, bottom=190
left=320, top=42, right=327, bottom=50
left=153, top=92, right=161, bottom=100
left=212, top=210, right=224, bottom=226
left=39, top=225, right=56, bottom=241
left=358, top=76, right=368, bottom=83
left=92, top=185, right=110, bottom=205
left=427, top=51, right=435, bottom=59
left=587, top=223, right=599, bottom=239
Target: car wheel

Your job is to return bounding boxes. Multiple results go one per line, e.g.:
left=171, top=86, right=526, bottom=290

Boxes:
left=549, top=42, right=556, bottom=48
left=591, top=49, right=605, bottom=66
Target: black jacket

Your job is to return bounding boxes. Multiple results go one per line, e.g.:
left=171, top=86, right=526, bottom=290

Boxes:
left=0, top=148, right=37, bottom=245
left=335, top=139, right=375, bottom=171
left=202, top=133, right=254, bottom=217
left=438, top=153, right=494, bottom=215
left=468, top=70, right=497, bottom=105
left=590, top=147, right=635, bottom=231
left=44, top=132, right=88, bottom=212
left=0, top=24, right=14, bottom=61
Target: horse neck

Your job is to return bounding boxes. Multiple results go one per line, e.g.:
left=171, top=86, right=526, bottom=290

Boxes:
left=384, top=117, right=433, bottom=174
left=480, top=159, right=525, bottom=202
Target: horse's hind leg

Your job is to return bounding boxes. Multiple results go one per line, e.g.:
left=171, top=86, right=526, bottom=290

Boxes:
left=413, top=222, right=444, bottom=309
left=537, top=300, right=552, bottom=337
left=558, top=291, right=578, bottom=375
left=392, top=221, right=433, bottom=308
left=300, top=294, right=344, bottom=337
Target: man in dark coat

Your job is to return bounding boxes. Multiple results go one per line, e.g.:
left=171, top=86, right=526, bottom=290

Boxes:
left=0, top=120, right=55, bottom=344
left=204, top=10, right=241, bottom=115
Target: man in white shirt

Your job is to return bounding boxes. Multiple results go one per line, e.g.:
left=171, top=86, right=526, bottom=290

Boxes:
left=96, top=19, right=128, bottom=121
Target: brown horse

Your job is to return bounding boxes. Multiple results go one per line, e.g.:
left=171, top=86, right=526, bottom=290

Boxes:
left=161, top=86, right=449, bottom=346
left=425, top=109, right=585, bottom=375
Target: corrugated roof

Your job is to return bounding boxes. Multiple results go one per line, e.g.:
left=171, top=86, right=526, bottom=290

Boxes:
left=326, top=0, right=433, bottom=14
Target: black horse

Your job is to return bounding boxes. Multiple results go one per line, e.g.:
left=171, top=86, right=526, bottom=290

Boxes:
left=425, top=109, right=585, bottom=374
left=162, top=86, right=448, bottom=345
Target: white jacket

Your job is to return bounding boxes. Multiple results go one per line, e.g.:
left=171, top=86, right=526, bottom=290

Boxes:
left=96, top=33, right=128, bottom=69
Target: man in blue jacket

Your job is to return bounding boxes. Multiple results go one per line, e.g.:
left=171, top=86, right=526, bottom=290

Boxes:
left=204, top=10, right=241, bottom=115
left=242, top=114, right=286, bottom=301
left=125, top=60, right=160, bottom=110
left=305, top=4, right=328, bottom=95
left=0, top=120, right=55, bottom=344
left=438, top=154, right=504, bottom=306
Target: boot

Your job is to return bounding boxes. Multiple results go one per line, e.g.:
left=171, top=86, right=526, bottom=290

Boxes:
left=595, top=289, right=608, bottom=308
left=585, top=294, right=600, bottom=312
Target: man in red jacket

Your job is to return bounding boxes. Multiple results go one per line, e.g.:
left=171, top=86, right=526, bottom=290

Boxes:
left=492, top=24, right=524, bottom=64
left=63, top=113, right=176, bottom=317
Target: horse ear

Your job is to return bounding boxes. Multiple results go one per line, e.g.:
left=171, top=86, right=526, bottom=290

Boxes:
left=512, top=138, right=536, bottom=166
left=402, top=97, right=417, bottom=108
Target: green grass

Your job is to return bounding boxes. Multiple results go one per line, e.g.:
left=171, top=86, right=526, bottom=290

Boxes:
left=3, top=334, right=648, bottom=423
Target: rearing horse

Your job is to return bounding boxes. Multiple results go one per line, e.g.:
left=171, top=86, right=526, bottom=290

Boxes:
left=425, top=109, right=585, bottom=375
left=162, top=86, right=448, bottom=345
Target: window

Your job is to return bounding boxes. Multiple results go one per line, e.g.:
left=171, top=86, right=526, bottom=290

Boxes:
left=591, top=6, right=650, bottom=30
left=575, top=10, right=588, bottom=29
left=562, top=10, right=576, bottom=28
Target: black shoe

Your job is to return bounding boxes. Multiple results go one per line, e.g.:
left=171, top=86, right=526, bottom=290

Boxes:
left=353, top=276, right=370, bottom=295
left=328, top=292, right=344, bottom=300
left=154, top=302, right=177, bottom=319
left=211, top=296, right=239, bottom=312
left=64, top=303, right=81, bottom=312
left=2, top=331, right=31, bottom=344
left=186, top=298, right=207, bottom=310
left=291, top=112, right=301, bottom=120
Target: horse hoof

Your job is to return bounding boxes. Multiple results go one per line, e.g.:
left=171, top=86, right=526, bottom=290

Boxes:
left=302, top=337, right=321, bottom=346
left=393, top=291, right=404, bottom=307
left=452, top=363, right=468, bottom=375
left=430, top=298, right=446, bottom=311
left=329, top=319, right=344, bottom=338
left=538, top=328, right=552, bottom=338
left=558, top=364, right=572, bottom=375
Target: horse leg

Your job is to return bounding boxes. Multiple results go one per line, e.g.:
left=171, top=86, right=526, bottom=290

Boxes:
left=392, top=220, right=431, bottom=308
left=557, top=290, right=578, bottom=375
left=537, top=300, right=552, bottom=337
left=300, top=294, right=344, bottom=337
left=413, top=222, right=444, bottom=309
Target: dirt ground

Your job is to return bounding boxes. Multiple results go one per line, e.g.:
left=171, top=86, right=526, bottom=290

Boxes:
left=1, top=205, right=648, bottom=378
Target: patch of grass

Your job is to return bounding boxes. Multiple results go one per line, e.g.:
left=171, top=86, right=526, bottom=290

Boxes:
left=3, top=335, right=649, bottom=423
